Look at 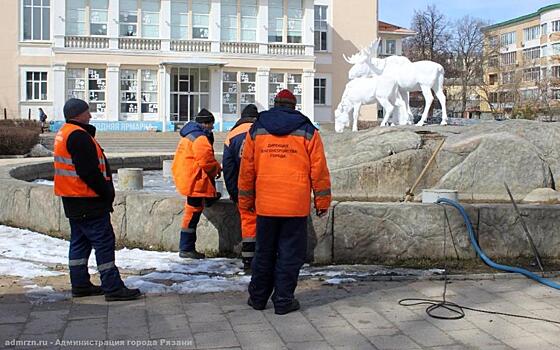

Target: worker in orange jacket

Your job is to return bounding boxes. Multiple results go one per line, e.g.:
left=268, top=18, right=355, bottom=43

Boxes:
left=238, top=90, right=332, bottom=315
left=172, top=109, right=221, bottom=259
left=223, top=104, right=259, bottom=272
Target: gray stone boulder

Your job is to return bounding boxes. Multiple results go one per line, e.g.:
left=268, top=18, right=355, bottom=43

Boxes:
left=324, top=120, right=560, bottom=202
left=523, top=188, right=560, bottom=204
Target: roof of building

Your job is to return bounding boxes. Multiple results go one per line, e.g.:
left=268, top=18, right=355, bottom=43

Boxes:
left=378, top=20, right=416, bottom=36
left=483, top=3, right=560, bottom=31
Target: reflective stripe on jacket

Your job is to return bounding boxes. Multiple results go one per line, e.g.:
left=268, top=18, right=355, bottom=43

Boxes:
left=53, top=123, right=109, bottom=197
left=238, top=109, right=331, bottom=217
left=172, top=124, right=221, bottom=197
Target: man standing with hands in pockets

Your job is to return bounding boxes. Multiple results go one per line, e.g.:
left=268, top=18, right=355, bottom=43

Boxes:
left=238, top=89, right=332, bottom=315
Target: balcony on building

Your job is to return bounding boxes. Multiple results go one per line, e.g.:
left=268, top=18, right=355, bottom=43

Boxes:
left=55, top=0, right=314, bottom=57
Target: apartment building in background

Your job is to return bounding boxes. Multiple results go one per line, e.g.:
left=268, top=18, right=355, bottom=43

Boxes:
left=0, top=0, right=377, bottom=131
left=377, top=20, right=414, bottom=57
left=482, top=3, right=560, bottom=114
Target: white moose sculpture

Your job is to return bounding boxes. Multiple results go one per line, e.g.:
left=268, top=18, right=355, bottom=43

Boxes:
left=335, top=39, right=448, bottom=132
left=334, top=76, right=401, bottom=133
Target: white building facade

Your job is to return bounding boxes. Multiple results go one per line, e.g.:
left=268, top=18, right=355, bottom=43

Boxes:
left=5, top=0, right=378, bottom=131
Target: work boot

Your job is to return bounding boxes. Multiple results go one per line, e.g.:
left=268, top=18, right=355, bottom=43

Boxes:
left=205, top=192, right=222, bottom=208
left=247, top=297, right=266, bottom=311
left=274, top=299, right=300, bottom=315
left=179, top=250, right=206, bottom=259
left=104, top=287, right=142, bottom=302
left=71, top=284, right=104, bottom=298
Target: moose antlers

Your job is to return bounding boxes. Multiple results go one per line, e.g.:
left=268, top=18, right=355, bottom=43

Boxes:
left=342, top=39, right=381, bottom=63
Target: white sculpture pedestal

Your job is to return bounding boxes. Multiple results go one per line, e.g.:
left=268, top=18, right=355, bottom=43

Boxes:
left=162, top=160, right=173, bottom=178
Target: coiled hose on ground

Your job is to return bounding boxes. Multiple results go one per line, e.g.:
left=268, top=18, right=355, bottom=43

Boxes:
left=436, top=197, right=560, bottom=290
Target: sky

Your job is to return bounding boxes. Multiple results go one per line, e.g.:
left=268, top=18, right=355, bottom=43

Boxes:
left=379, top=0, right=559, bottom=29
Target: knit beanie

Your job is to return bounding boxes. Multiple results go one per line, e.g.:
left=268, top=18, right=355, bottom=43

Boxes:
left=274, top=89, right=297, bottom=106
left=241, top=104, right=259, bottom=119
left=63, top=98, right=89, bottom=120
left=195, top=108, right=215, bottom=123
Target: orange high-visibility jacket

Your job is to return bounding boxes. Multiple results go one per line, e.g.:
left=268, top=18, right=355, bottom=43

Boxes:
left=172, top=122, right=221, bottom=197
left=238, top=108, right=331, bottom=217
left=53, top=123, right=110, bottom=197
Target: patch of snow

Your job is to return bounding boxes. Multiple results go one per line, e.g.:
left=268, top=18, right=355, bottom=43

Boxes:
left=125, top=272, right=250, bottom=294
left=324, top=278, right=357, bottom=285
left=0, top=257, right=63, bottom=278
left=23, top=284, right=69, bottom=304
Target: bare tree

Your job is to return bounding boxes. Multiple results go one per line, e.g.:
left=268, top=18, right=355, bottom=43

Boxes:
left=450, top=16, right=486, bottom=115
left=404, top=4, right=452, bottom=67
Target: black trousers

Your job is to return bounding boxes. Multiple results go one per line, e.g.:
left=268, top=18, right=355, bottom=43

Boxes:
left=249, top=216, right=307, bottom=310
left=68, top=213, right=124, bottom=293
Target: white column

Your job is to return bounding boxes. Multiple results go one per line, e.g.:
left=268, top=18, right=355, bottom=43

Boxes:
left=302, top=0, right=314, bottom=56
left=302, top=68, right=315, bottom=122
left=160, top=0, right=171, bottom=51
left=52, top=64, right=66, bottom=121
left=159, top=64, right=169, bottom=132
left=257, top=0, right=269, bottom=54
left=256, top=67, right=270, bottom=111
left=209, top=66, right=223, bottom=131
left=52, top=0, right=65, bottom=48
left=108, top=0, right=120, bottom=49
left=209, top=0, right=221, bottom=53
left=106, top=64, right=120, bottom=121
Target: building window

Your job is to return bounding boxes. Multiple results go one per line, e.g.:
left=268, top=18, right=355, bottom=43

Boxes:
left=523, top=47, right=540, bottom=61
left=500, top=52, right=516, bottom=66
left=500, top=31, right=515, bottom=46
left=553, top=43, right=560, bottom=55
left=488, top=55, right=498, bottom=68
left=552, top=89, right=560, bottom=100
left=385, top=40, right=396, bottom=55
left=541, top=23, right=548, bottom=36
left=192, top=0, right=210, bottom=39
left=314, top=5, right=327, bottom=51
left=121, top=69, right=138, bottom=113
left=489, top=74, right=497, bottom=85
left=67, top=68, right=106, bottom=115
left=269, top=0, right=302, bottom=43
left=26, top=72, right=48, bottom=101
left=170, top=0, right=188, bottom=39
left=91, top=0, right=109, bottom=35
left=23, top=0, right=50, bottom=41
left=520, top=89, right=538, bottom=101
left=552, top=66, right=560, bottom=78
left=502, top=71, right=514, bottom=84
left=120, top=0, right=138, bottom=36
left=268, top=0, right=283, bottom=42
left=142, top=0, right=160, bottom=38
left=66, top=0, right=108, bottom=36
left=553, top=20, right=560, bottom=32
left=488, top=92, right=498, bottom=103
left=488, top=35, right=498, bottom=47
left=523, top=25, right=540, bottom=41
left=269, top=73, right=302, bottom=110
left=287, top=0, right=303, bottom=43
left=120, top=69, right=158, bottom=116
left=523, top=67, right=540, bottom=82
left=222, top=72, right=256, bottom=125
left=66, top=0, right=86, bottom=35
left=221, top=0, right=257, bottom=42
left=314, top=78, right=326, bottom=105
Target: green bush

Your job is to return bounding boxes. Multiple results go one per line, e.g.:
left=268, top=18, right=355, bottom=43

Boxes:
left=0, top=120, right=41, bottom=155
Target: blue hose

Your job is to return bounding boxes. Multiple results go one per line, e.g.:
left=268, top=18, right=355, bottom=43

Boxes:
left=436, top=198, right=560, bottom=290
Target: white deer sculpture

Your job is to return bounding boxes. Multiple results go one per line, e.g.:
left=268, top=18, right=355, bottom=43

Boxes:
left=334, top=76, right=400, bottom=133
left=344, top=40, right=448, bottom=127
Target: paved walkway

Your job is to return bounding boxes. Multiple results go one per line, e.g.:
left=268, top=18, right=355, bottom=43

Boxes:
left=1, top=276, right=559, bottom=350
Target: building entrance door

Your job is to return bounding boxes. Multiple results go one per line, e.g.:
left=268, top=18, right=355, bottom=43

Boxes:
left=170, top=67, right=210, bottom=123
